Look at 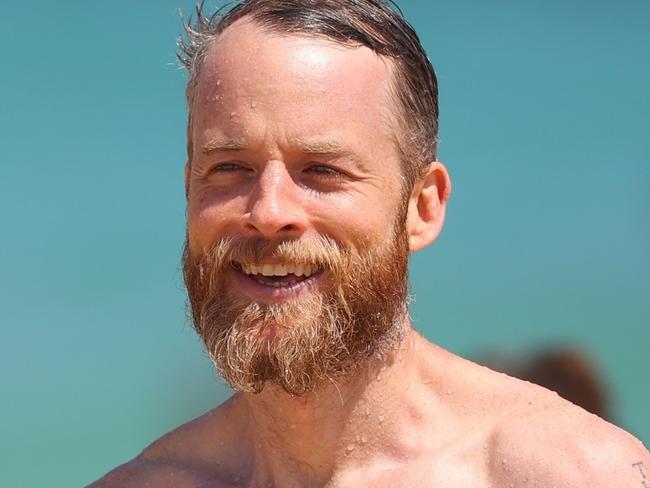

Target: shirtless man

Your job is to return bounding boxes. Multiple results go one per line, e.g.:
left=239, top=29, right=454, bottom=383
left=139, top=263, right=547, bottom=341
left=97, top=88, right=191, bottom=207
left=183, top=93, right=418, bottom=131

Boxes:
left=91, top=1, right=650, bottom=486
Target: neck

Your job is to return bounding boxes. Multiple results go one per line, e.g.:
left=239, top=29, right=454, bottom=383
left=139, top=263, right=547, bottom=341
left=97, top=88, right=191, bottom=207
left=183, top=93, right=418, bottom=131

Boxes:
left=236, top=324, right=449, bottom=486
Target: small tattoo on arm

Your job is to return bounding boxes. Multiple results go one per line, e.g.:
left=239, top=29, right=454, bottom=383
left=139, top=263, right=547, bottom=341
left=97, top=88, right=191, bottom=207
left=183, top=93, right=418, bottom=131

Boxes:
left=633, top=461, right=650, bottom=486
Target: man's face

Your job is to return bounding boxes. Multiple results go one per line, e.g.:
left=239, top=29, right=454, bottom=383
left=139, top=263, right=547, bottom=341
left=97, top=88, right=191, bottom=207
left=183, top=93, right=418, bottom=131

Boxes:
left=183, top=21, right=411, bottom=394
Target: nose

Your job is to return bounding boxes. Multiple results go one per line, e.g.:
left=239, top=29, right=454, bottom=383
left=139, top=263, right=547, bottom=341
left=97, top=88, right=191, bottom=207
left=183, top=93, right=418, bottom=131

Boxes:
left=243, top=161, right=308, bottom=239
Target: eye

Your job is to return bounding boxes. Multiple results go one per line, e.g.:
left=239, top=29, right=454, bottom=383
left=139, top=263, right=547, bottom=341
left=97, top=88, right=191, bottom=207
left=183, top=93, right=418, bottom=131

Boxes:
left=305, top=164, right=343, bottom=178
left=209, top=162, right=249, bottom=174
left=204, top=162, right=253, bottom=187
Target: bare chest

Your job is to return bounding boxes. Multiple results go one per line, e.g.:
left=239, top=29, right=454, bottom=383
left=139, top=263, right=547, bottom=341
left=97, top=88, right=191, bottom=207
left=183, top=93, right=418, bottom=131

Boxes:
left=330, top=444, right=494, bottom=488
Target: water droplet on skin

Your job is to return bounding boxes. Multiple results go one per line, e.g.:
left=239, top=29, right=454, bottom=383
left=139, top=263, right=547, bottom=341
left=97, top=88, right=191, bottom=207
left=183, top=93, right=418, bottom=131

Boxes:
left=230, top=111, right=237, bottom=117
left=378, top=415, right=385, bottom=424
left=250, top=101, right=257, bottom=108
left=446, top=389, right=453, bottom=395
left=216, top=79, right=222, bottom=86
left=345, top=444, right=355, bottom=454
left=360, top=434, right=368, bottom=444
left=376, top=374, right=382, bottom=381
left=365, top=409, right=371, bottom=417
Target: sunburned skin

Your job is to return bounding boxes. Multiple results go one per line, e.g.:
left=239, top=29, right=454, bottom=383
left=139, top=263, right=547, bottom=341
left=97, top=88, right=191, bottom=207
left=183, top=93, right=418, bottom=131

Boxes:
left=91, top=328, right=650, bottom=487
left=89, top=16, right=650, bottom=488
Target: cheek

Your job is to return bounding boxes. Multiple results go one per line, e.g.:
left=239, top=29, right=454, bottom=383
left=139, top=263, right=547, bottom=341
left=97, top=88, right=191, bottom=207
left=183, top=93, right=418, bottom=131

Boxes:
left=307, top=191, right=399, bottom=247
left=187, top=211, right=217, bottom=254
left=187, top=192, right=247, bottom=252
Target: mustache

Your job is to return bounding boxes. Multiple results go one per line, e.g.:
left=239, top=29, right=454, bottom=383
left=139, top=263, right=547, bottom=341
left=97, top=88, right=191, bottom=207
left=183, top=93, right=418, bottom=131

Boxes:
left=204, top=235, right=348, bottom=274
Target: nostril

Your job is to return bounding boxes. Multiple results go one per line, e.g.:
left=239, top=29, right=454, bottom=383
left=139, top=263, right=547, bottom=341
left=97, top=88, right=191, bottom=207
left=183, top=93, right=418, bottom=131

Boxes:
left=243, top=211, right=306, bottom=238
left=279, top=223, right=297, bottom=233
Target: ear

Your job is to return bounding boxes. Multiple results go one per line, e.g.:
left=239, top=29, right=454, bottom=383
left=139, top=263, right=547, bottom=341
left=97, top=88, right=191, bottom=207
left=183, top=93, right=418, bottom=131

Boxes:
left=405, top=161, right=451, bottom=252
left=184, top=162, right=191, bottom=200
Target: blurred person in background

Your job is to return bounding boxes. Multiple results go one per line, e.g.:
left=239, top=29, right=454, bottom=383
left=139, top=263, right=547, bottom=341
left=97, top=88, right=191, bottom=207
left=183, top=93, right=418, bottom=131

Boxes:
left=91, top=0, right=649, bottom=486
left=479, top=347, right=612, bottom=421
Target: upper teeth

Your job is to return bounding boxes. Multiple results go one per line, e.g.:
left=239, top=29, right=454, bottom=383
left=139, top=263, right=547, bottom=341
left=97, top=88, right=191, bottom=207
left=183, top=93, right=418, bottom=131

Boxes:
left=240, top=263, right=317, bottom=277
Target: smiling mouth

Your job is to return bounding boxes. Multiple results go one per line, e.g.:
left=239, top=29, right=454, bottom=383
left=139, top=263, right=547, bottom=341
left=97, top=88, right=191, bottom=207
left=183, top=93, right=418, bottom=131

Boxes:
left=231, top=261, right=323, bottom=288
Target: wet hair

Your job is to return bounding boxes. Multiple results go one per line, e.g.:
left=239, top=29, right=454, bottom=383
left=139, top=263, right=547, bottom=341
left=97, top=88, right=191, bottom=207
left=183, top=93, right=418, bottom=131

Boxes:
left=177, top=0, right=439, bottom=190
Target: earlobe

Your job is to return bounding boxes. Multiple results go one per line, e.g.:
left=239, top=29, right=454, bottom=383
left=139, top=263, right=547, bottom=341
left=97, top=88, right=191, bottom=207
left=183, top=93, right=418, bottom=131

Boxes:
left=406, top=162, right=451, bottom=252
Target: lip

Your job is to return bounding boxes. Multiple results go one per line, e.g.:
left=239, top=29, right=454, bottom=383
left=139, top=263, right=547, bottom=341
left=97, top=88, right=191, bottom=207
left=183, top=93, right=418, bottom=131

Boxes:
left=230, top=266, right=325, bottom=304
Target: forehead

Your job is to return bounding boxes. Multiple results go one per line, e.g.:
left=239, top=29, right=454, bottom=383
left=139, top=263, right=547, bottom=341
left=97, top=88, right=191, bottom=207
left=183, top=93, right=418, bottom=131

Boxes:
left=192, top=20, right=400, bottom=157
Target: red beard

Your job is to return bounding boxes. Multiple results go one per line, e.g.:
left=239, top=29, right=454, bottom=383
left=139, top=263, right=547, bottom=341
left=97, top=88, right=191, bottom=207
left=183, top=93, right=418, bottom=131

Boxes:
left=183, top=224, right=410, bottom=395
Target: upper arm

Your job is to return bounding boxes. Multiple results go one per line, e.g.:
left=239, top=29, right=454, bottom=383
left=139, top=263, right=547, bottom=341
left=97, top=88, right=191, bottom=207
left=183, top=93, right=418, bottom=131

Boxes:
left=86, top=458, right=150, bottom=487
left=87, top=455, right=235, bottom=488
left=489, top=402, right=650, bottom=487
left=594, top=430, right=650, bottom=487
left=86, top=457, right=210, bottom=488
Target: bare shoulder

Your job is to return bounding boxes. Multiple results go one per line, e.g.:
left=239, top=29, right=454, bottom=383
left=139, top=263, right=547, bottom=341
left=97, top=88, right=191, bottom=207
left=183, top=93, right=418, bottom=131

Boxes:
left=487, top=384, right=650, bottom=487
left=86, top=456, right=230, bottom=488
left=88, top=397, right=247, bottom=487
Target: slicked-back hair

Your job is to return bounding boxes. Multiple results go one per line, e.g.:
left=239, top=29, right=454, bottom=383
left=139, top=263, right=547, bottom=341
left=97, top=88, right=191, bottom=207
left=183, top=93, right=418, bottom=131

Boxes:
left=178, top=0, right=439, bottom=190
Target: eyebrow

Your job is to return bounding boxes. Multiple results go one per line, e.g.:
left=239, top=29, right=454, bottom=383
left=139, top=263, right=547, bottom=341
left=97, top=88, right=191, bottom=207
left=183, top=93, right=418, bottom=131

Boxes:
left=296, top=139, right=347, bottom=155
left=202, top=138, right=348, bottom=154
left=296, top=139, right=369, bottom=172
left=200, top=137, right=248, bottom=154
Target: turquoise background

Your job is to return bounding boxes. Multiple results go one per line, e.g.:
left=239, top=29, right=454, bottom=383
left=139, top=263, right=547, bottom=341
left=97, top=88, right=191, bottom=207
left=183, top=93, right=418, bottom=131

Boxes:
left=1, top=0, right=648, bottom=486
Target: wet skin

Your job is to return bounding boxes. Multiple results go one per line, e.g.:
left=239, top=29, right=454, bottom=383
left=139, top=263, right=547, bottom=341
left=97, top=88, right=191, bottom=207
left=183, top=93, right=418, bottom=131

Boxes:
left=90, top=19, right=650, bottom=488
